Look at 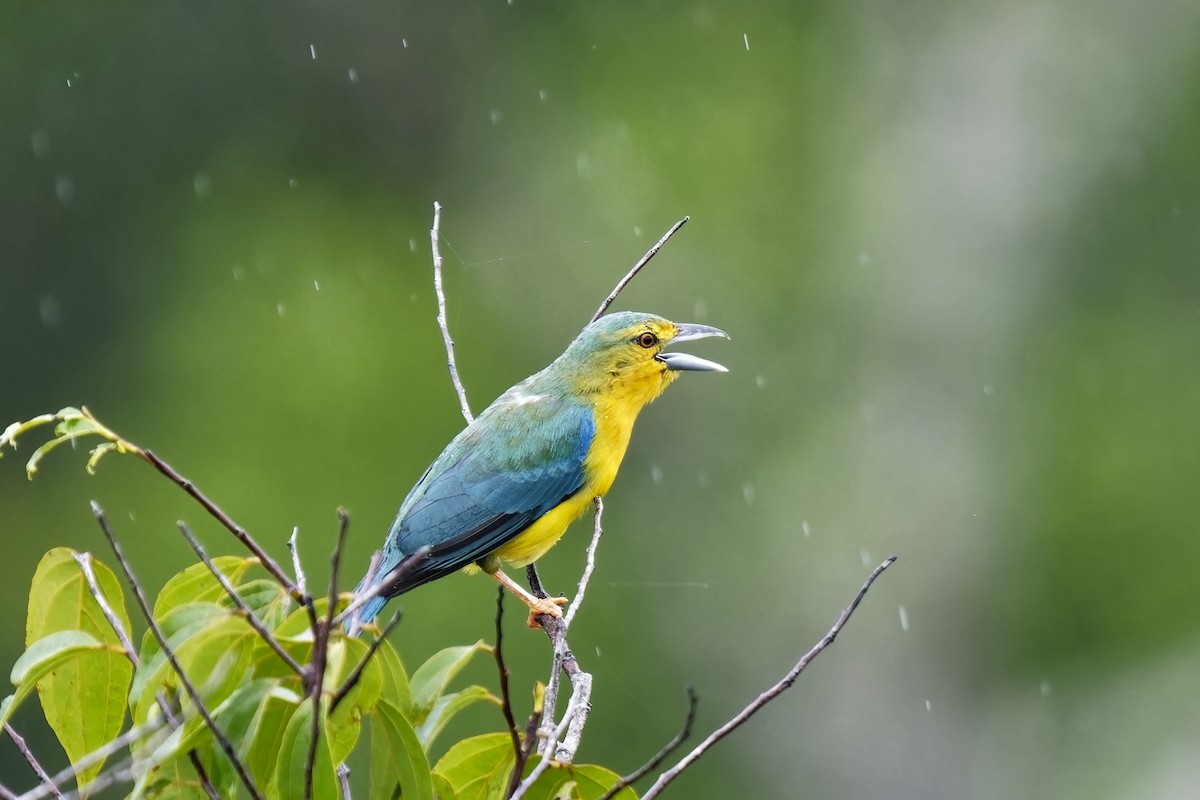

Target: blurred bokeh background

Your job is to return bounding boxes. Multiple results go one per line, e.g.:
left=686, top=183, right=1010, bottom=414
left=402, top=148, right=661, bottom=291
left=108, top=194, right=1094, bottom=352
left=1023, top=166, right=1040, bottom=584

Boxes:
left=4, top=1, right=1200, bottom=797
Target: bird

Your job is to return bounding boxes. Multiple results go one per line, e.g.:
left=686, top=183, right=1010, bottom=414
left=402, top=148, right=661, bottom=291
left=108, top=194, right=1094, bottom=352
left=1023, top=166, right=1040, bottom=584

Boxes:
left=348, top=310, right=727, bottom=629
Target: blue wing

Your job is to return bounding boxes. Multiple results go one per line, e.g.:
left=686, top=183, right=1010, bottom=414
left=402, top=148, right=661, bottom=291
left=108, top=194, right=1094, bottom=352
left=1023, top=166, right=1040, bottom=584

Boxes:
left=357, top=394, right=594, bottom=618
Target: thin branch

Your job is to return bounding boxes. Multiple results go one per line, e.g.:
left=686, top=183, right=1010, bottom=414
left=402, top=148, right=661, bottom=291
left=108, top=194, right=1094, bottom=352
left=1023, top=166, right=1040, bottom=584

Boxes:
left=640, top=556, right=899, bottom=800
left=589, top=216, right=689, bottom=324
left=494, top=590, right=525, bottom=798
left=55, top=755, right=137, bottom=800
left=329, top=612, right=402, bottom=713
left=509, top=693, right=580, bottom=800
left=597, top=687, right=698, bottom=800
left=141, top=449, right=300, bottom=599
left=288, top=527, right=307, bottom=596
left=71, top=552, right=137, bottom=663
left=5, top=724, right=62, bottom=799
left=431, top=201, right=473, bottom=424
left=24, top=720, right=164, bottom=800
left=0, top=781, right=15, bottom=800
left=305, top=511, right=350, bottom=800
left=332, top=546, right=432, bottom=629
left=90, top=501, right=264, bottom=800
left=336, top=763, right=351, bottom=800
left=518, top=686, right=544, bottom=773
left=345, top=549, right=381, bottom=638
left=563, top=498, right=604, bottom=627
left=73, top=544, right=218, bottom=799
left=177, top=522, right=304, bottom=676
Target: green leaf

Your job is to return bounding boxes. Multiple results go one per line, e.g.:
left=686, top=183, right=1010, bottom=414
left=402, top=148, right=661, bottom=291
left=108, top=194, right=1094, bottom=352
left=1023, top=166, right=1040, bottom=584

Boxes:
left=417, top=684, right=500, bottom=751
left=432, top=732, right=514, bottom=800
left=152, top=556, right=260, bottom=621
left=272, top=698, right=338, bottom=800
left=25, top=548, right=133, bottom=785
left=131, top=612, right=257, bottom=727
left=325, top=637, right=383, bottom=763
left=1, top=631, right=109, bottom=728
left=410, top=641, right=489, bottom=725
left=516, top=760, right=638, bottom=800
left=375, top=639, right=414, bottom=720
left=246, top=684, right=304, bottom=786
left=370, top=700, right=434, bottom=800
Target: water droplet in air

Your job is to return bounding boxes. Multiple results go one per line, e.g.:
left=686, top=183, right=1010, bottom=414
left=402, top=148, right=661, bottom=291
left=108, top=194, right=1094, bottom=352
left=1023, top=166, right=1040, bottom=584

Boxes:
left=39, top=295, right=62, bottom=327
left=693, top=299, right=708, bottom=318
left=490, top=110, right=502, bottom=125
left=193, top=173, right=212, bottom=198
left=925, top=699, right=932, bottom=711
left=898, top=605, right=909, bottom=631
left=288, top=178, right=299, bottom=189
left=54, top=174, right=75, bottom=205
left=1040, top=681, right=1051, bottom=696
left=650, top=464, right=663, bottom=484
left=309, top=43, right=317, bottom=60
left=277, top=302, right=287, bottom=317
left=755, top=375, right=767, bottom=389
left=743, top=33, right=750, bottom=50
left=348, top=68, right=359, bottom=83
left=313, top=280, right=321, bottom=291
left=801, top=520, right=811, bottom=537
left=859, top=547, right=871, bottom=566
left=742, top=482, right=756, bottom=504
left=31, top=130, right=50, bottom=156
left=409, top=238, right=418, bottom=254
left=538, top=89, right=548, bottom=101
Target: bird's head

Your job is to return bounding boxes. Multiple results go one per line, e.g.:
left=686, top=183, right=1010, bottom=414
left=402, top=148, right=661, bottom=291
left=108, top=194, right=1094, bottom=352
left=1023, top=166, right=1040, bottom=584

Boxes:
left=557, top=311, right=728, bottom=407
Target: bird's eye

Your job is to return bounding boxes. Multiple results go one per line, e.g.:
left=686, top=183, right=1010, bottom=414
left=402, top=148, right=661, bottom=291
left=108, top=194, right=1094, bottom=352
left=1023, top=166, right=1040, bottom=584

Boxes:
left=637, top=331, right=658, bottom=348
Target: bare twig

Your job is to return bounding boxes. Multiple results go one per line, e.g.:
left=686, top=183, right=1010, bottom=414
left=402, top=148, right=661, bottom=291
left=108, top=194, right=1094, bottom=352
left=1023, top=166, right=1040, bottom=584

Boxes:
left=589, top=216, right=689, bottom=324
left=509, top=693, right=580, bottom=800
left=141, top=449, right=300, bottom=598
left=563, top=498, right=604, bottom=627
left=336, top=763, right=351, bottom=799
left=518, top=685, right=544, bottom=773
left=0, top=781, right=16, bottom=800
left=177, top=522, right=304, bottom=676
left=640, top=556, right=899, bottom=800
left=329, top=612, right=402, bottom=713
left=494, top=590, right=525, bottom=797
left=305, top=511, right=351, bottom=800
left=90, top=501, right=264, bottom=800
left=597, top=687, right=698, bottom=800
left=23, top=720, right=164, bottom=800
left=431, top=201, right=473, bottom=424
left=72, top=546, right=219, bottom=799
left=331, top=546, right=432, bottom=629
left=288, top=527, right=307, bottom=596
left=5, top=724, right=62, bottom=799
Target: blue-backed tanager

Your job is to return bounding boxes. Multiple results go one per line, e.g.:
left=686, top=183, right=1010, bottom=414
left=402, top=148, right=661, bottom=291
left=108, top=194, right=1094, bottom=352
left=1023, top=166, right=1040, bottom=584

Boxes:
left=350, top=311, right=727, bottom=627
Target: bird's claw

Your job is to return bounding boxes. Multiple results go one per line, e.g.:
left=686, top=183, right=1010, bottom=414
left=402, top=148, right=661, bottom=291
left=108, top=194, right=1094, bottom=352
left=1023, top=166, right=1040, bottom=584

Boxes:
left=526, top=595, right=569, bottom=628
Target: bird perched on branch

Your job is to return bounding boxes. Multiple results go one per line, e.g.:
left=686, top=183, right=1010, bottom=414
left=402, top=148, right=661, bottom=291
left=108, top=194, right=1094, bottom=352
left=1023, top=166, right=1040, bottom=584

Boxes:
left=350, top=311, right=727, bottom=629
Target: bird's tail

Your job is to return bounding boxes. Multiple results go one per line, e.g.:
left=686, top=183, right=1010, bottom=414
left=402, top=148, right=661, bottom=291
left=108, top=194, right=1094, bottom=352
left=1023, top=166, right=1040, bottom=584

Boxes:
left=343, top=548, right=406, bottom=634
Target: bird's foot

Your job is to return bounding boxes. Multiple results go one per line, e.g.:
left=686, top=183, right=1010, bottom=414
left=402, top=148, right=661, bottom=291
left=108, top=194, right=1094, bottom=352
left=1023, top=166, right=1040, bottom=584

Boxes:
left=526, top=595, right=569, bottom=628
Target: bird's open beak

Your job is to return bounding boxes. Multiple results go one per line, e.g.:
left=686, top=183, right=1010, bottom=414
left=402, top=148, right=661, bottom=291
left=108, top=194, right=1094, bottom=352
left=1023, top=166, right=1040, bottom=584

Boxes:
left=657, top=322, right=729, bottom=372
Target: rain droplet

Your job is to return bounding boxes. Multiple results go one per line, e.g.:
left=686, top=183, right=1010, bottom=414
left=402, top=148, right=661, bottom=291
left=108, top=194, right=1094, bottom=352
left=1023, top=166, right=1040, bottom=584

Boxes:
left=409, top=238, right=418, bottom=254
left=697, top=471, right=710, bottom=487
left=801, top=520, right=811, bottom=537
left=742, top=481, right=756, bottom=504
left=313, top=280, right=321, bottom=291
left=288, top=178, right=299, bottom=189
left=857, top=250, right=871, bottom=266
left=925, top=699, right=932, bottom=711
left=31, top=130, right=50, bottom=156
left=193, top=172, right=212, bottom=198
left=232, top=265, right=245, bottom=281
left=693, top=299, right=708, bottom=318
left=54, top=174, right=75, bottom=206
left=576, top=151, right=592, bottom=178
left=983, top=383, right=994, bottom=396
left=309, top=43, right=317, bottom=60
left=401, top=38, right=408, bottom=48
left=538, top=89, right=548, bottom=102
left=347, top=67, right=359, bottom=83
left=490, top=110, right=503, bottom=125
left=743, top=33, right=750, bottom=50
left=859, top=547, right=871, bottom=566
left=650, top=464, right=663, bottom=484
left=632, top=226, right=642, bottom=237
left=39, top=295, right=62, bottom=327
left=755, top=375, right=767, bottom=389
left=1040, top=681, right=1051, bottom=696
left=128, top=511, right=137, bottom=521
left=898, top=605, right=909, bottom=631
left=277, top=302, right=287, bottom=317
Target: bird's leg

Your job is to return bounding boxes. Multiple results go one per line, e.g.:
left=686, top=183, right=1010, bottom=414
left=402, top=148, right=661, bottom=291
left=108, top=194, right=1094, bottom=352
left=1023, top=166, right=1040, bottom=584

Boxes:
left=491, top=569, right=569, bottom=628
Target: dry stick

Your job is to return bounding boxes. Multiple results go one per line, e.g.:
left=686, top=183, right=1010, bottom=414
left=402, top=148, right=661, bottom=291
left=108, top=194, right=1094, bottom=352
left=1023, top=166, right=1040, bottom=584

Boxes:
left=494, top=590, right=526, bottom=798
left=336, top=764, right=352, bottom=800
left=177, top=522, right=304, bottom=676
left=304, top=511, right=351, bottom=800
left=0, top=782, right=16, bottom=800
left=640, top=556, right=899, bottom=800
left=90, top=501, right=264, bottom=800
left=431, top=201, right=473, bottom=424
left=509, top=693, right=580, bottom=800
left=589, top=216, right=689, bottom=324
left=72, top=552, right=220, bottom=800
left=564, top=497, right=604, bottom=627
left=21, top=721, right=164, bottom=800
left=329, top=612, right=403, bottom=712
left=141, top=449, right=300, bottom=599
left=288, top=527, right=307, bottom=596
left=597, top=687, right=699, bottom=800
left=4, top=724, right=62, bottom=800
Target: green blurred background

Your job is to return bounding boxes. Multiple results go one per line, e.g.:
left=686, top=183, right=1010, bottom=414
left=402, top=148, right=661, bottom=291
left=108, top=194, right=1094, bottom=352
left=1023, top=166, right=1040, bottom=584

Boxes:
left=4, top=1, right=1200, bottom=797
